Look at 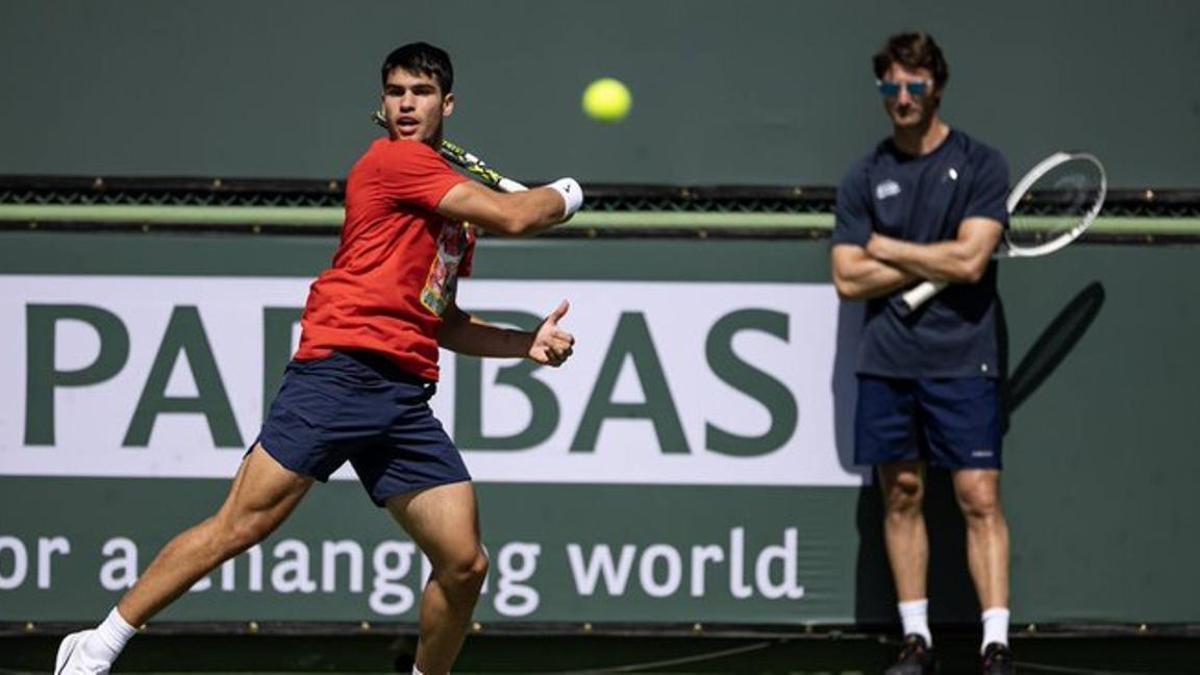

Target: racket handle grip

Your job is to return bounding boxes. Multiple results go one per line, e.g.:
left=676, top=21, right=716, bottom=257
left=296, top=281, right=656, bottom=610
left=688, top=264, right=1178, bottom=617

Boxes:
left=899, top=280, right=949, bottom=314
left=497, top=177, right=529, bottom=193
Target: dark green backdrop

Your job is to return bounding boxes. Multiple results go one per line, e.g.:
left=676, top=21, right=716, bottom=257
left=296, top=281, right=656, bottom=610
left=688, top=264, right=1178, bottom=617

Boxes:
left=1, top=0, right=1198, bottom=187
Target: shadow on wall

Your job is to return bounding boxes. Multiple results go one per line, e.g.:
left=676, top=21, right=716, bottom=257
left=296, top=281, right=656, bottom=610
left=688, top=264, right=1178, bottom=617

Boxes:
left=834, top=282, right=1107, bottom=623
left=832, top=301, right=870, bottom=479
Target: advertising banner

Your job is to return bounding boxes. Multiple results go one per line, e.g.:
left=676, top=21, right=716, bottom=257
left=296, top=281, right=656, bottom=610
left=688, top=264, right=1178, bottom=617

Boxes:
left=2, top=232, right=1198, bottom=625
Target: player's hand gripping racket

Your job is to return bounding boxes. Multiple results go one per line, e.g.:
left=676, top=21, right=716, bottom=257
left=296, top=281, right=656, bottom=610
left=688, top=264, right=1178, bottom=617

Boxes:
left=372, top=111, right=527, bottom=193
left=899, top=151, right=1107, bottom=314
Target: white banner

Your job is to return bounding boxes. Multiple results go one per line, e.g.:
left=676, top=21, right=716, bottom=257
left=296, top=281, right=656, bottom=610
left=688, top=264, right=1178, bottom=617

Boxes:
left=0, top=276, right=864, bottom=486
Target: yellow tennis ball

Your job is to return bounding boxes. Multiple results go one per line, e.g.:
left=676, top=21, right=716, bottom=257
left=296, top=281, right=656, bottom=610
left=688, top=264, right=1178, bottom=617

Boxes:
left=582, top=78, right=631, bottom=123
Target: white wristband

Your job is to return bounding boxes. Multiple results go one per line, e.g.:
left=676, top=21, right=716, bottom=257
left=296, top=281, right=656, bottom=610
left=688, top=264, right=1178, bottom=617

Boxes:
left=547, top=178, right=583, bottom=218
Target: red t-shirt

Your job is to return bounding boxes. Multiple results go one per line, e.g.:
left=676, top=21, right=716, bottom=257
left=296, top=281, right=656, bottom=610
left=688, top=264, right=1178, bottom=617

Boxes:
left=294, top=138, right=472, bottom=381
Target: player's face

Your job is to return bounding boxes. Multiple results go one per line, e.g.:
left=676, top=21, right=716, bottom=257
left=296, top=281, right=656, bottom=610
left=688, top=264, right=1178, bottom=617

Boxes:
left=381, top=68, right=454, bottom=144
left=879, top=63, right=938, bottom=129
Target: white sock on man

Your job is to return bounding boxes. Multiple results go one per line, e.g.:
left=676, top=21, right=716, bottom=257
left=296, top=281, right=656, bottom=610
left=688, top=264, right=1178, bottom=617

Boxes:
left=898, top=599, right=932, bottom=646
left=981, top=607, right=1010, bottom=652
left=83, top=607, right=138, bottom=663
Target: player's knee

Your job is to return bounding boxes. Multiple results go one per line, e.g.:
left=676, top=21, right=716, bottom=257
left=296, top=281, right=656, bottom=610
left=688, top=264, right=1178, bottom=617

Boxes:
left=461, top=549, right=490, bottom=589
left=884, top=475, right=924, bottom=515
left=441, top=548, right=489, bottom=594
left=217, top=513, right=276, bottom=554
left=958, top=485, right=1001, bottom=521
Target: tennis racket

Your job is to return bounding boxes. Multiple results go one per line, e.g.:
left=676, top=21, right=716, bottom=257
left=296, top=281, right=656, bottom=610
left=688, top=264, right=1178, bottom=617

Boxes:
left=371, top=111, right=527, bottom=193
left=899, top=151, right=1107, bottom=314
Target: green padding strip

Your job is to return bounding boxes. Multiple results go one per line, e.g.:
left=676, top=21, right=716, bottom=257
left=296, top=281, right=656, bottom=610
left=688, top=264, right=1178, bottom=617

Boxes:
left=1, top=204, right=1198, bottom=234
left=0, top=204, right=827, bottom=229
left=1084, top=217, right=1200, bottom=235
left=568, top=211, right=832, bottom=228
left=0, top=205, right=344, bottom=226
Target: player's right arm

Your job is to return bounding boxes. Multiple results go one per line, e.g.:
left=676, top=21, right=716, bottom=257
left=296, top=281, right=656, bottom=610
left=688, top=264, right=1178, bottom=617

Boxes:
left=436, top=179, right=582, bottom=237
left=374, top=139, right=582, bottom=237
left=831, top=244, right=919, bottom=300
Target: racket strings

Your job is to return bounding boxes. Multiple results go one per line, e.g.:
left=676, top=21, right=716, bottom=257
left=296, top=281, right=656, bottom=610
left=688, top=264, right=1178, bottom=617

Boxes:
left=1007, top=160, right=1104, bottom=249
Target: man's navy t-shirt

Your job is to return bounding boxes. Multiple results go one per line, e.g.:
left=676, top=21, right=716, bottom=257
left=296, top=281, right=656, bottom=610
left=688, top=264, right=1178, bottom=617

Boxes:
left=833, top=129, right=1009, bottom=379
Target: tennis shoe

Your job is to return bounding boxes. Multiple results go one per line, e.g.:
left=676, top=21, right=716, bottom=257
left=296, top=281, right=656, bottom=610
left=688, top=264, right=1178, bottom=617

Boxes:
left=981, top=642, right=1013, bottom=674
left=884, top=633, right=936, bottom=674
left=55, top=630, right=111, bottom=675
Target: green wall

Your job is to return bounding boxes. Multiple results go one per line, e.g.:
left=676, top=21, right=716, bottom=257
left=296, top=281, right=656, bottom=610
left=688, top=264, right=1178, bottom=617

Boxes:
left=1, top=0, right=1197, bottom=187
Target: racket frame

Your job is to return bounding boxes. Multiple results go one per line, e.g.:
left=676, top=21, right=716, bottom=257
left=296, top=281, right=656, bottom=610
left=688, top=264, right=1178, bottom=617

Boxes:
left=898, top=151, right=1106, bottom=313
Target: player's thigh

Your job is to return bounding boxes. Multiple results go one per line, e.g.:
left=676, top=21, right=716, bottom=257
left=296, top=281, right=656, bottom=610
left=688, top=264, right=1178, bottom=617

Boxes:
left=386, top=482, right=483, bottom=569
left=917, top=377, right=1003, bottom=470
left=855, top=375, right=922, bottom=466
left=349, top=390, right=472, bottom=507
left=258, top=354, right=393, bottom=482
left=215, top=444, right=313, bottom=539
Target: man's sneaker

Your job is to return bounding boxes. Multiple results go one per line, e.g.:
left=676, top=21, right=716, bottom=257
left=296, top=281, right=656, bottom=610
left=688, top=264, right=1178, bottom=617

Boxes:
left=55, top=630, right=111, bottom=675
left=981, top=642, right=1014, bottom=674
left=884, top=633, right=936, bottom=674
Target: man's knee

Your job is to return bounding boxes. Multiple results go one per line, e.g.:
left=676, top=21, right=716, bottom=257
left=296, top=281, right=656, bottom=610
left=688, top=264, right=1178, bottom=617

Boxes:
left=956, top=478, right=1002, bottom=522
left=437, top=548, right=489, bottom=595
left=213, top=512, right=277, bottom=555
left=882, top=468, right=924, bottom=516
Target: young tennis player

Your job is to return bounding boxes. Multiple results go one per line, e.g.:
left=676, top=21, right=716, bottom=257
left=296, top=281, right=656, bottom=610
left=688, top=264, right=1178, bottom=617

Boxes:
left=56, top=42, right=583, bottom=675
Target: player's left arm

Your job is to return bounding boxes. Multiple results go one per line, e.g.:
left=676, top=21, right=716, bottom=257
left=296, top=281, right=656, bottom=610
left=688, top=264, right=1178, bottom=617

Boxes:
left=869, top=146, right=1010, bottom=284
left=865, top=217, right=1003, bottom=284
left=437, top=299, right=575, bottom=367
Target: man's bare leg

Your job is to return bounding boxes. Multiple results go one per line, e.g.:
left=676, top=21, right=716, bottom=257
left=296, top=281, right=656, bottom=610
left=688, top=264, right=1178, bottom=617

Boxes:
left=57, top=445, right=312, bottom=673
left=387, top=482, right=488, bottom=675
left=880, top=460, right=929, bottom=602
left=953, top=468, right=1010, bottom=651
left=119, top=444, right=313, bottom=623
left=879, top=460, right=932, bottom=647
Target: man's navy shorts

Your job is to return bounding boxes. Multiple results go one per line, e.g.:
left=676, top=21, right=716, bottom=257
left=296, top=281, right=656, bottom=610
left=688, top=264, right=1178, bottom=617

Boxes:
left=254, top=350, right=470, bottom=506
left=854, top=375, right=1003, bottom=470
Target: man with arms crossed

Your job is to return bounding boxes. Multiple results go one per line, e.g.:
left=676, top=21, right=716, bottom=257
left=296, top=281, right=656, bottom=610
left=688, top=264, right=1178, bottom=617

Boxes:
left=56, top=42, right=583, bottom=675
left=831, top=32, right=1014, bottom=674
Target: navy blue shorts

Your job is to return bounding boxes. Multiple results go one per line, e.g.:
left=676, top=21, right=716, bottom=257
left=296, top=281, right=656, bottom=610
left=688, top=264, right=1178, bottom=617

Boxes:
left=854, top=375, right=1002, bottom=470
left=255, top=350, right=470, bottom=506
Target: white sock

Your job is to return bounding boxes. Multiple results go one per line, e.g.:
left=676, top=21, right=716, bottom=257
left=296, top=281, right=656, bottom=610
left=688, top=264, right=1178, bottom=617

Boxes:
left=83, top=607, right=138, bottom=664
left=898, top=599, right=932, bottom=646
left=981, top=607, right=1010, bottom=652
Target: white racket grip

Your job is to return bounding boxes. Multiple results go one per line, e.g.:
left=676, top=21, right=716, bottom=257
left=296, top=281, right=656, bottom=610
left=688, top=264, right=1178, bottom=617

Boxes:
left=497, top=177, right=528, bottom=193
left=900, top=279, right=949, bottom=313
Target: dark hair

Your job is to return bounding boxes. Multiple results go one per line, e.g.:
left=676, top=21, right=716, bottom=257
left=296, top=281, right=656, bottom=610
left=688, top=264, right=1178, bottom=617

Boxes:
left=381, top=42, right=454, bottom=93
left=872, top=32, right=948, bottom=89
